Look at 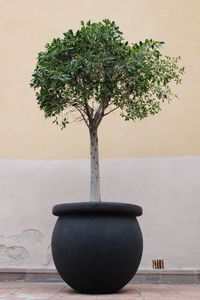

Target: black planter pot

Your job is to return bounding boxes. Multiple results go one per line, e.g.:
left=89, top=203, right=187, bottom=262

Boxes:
left=52, top=202, right=143, bottom=294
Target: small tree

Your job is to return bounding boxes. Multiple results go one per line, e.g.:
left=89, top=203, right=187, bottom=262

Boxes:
left=30, top=19, right=184, bottom=202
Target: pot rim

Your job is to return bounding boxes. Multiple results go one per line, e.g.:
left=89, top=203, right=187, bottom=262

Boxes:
left=52, top=202, right=142, bottom=217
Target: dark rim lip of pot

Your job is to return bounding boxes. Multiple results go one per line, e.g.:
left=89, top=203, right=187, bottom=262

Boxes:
left=52, top=202, right=142, bottom=217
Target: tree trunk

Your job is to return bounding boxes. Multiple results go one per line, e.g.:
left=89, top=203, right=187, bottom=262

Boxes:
left=89, top=126, right=101, bottom=202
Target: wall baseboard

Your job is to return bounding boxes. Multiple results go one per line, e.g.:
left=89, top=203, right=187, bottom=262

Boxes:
left=131, top=270, right=200, bottom=284
left=0, top=269, right=199, bottom=284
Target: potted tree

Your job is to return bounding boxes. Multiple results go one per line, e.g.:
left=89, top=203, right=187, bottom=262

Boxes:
left=30, top=19, right=184, bottom=294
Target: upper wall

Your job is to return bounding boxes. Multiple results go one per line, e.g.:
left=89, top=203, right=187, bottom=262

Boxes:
left=0, top=0, right=200, bottom=159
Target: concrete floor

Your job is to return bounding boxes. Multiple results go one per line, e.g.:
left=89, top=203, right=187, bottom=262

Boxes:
left=0, top=283, right=199, bottom=300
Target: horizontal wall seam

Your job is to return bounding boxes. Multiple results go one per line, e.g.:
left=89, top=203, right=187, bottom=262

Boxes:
left=0, top=269, right=199, bottom=284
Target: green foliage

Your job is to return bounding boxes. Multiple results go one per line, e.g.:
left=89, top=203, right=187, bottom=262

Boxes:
left=30, top=19, right=184, bottom=129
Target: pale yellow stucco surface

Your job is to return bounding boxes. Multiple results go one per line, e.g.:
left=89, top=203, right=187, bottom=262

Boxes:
left=0, top=0, right=199, bottom=159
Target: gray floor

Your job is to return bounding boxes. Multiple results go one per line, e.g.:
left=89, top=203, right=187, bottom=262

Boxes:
left=0, top=283, right=200, bottom=299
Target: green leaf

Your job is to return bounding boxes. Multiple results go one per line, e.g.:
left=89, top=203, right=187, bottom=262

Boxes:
left=30, top=19, right=184, bottom=129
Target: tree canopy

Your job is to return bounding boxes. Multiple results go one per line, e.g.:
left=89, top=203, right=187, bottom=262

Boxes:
left=30, top=19, right=184, bottom=129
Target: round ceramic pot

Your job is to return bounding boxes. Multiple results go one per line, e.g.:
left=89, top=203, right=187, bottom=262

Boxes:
left=52, top=202, right=143, bottom=294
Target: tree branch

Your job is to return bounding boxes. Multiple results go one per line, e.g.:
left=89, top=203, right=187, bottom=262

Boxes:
left=74, top=78, right=93, bottom=125
left=93, top=98, right=110, bottom=127
left=75, top=106, right=90, bottom=128
left=84, top=100, right=93, bottom=125
left=103, top=106, right=119, bottom=116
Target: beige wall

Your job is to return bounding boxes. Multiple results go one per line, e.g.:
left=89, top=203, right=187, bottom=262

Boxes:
left=0, top=0, right=200, bottom=159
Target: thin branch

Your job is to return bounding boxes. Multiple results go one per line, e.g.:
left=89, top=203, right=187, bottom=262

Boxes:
left=67, top=116, right=83, bottom=124
left=75, top=106, right=90, bottom=128
left=75, top=78, right=93, bottom=124
left=84, top=100, right=93, bottom=125
left=103, top=106, right=119, bottom=117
